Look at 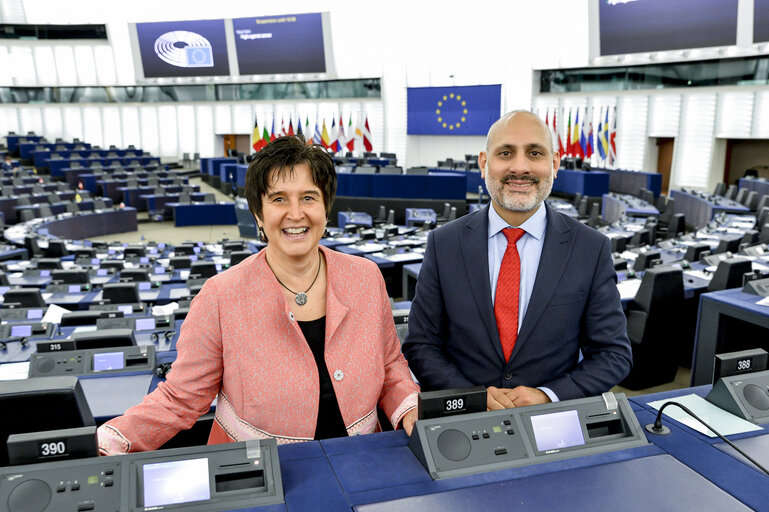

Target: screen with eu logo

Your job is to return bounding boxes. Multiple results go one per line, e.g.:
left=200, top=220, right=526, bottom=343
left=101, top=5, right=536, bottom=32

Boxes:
left=134, top=19, right=230, bottom=78
left=407, top=85, right=501, bottom=136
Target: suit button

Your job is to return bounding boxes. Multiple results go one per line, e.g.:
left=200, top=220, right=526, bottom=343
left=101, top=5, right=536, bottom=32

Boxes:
left=504, top=372, right=512, bottom=380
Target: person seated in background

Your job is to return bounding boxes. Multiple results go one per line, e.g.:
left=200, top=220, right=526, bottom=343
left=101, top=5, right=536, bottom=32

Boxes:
left=403, top=110, right=631, bottom=410
left=98, top=136, right=418, bottom=454
left=2, top=155, right=18, bottom=172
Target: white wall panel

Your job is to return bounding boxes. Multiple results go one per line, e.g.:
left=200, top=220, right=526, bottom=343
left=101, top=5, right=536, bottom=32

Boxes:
left=82, top=107, right=104, bottom=148
left=214, top=105, right=232, bottom=135
left=62, top=107, right=83, bottom=142
left=752, top=90, right=769, bottom=138
left=100, top=106, right=122, bottom=149
left=157, top=105, right=178, bottom=158
left=716, top=91, right=753, bottom=138
left=53, top=47, right=77, bottom=85
left=33, top=46, right=57, bottom=85
left=176, top=105, right=196, bottom=157
left=648, top=95, right=681, bottom=137
left=673, top=93, right=717, bottom=190
left=616, top=96, right=648, bottom=171
left=139, top=106, right=160, bottom=156
left=18, top=107, right=43, bottom=135
left=232, top=103, right=253, bottom=135
left=94, top=46, right=118, bottom=86
left=195, top=105, right=215, bottom=158
left=120, top=106, right=141, bottom=149
left=0, top=107, right=20, bottom=136
left=42, top=107, right=63, bottom=140
left=9, top=46, right=35, bottom=85
left=74, top=46, right=97, bottom=85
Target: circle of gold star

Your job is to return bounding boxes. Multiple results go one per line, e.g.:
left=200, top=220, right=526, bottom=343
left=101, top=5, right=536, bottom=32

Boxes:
left=435, top=92, right=468, bottom=131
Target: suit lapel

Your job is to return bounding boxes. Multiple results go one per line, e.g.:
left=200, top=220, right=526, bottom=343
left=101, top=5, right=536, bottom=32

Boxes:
left=511, top=204, right=574, bottom=359
left=461, top=205, right=505, bottom=361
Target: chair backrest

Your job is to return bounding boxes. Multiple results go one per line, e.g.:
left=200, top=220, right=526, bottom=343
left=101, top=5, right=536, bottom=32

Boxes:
left=633, top=249, right=661, bottom=271
left=19, top=209, right=35, bottom=222
left=94, top=199, right=107, bottom=210
left=45, top=240, right=69, bottom=258
left=4, top=288, right=46, bottom=308
left=735, top=188, right=749, bottom=205
left=725, top=184, right=738, bottom=200
left=756, top=194, right=769, bottom=214
left=746, top=190, right=759, bottom=211
left=102, top=283, right=140, bottom=304
left=355, top=165, right=377, bottom=174
left=630, top=229, right=651, bottom=248
left=760, top=223, right=769, bottom=244
left=119, top=269, right=150, bottom=282
left=203, top=193, right=215, bottom=204
left=170, top=256, right=192, bottom=269
left=715, top=236, right=742, bottom=254
left=757, top=206, right=769, bottom=229
left=708, top=258, right=753, bottom=292
left=189, top=261, right=217, bottom=279
left=178, top=192, right=192, bottom=204
left=633, top=267, right=684, bottom=313
left=577, top=197, right=588, bottom=217
left=229, top=251, right=251, bottom=266
left=713, top=182, right=726, bottom=197
left=39, top=205, right=53, bottom=218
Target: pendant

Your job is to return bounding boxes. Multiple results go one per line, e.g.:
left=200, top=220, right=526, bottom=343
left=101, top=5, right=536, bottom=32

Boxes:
left=295, top=292, right=308, bottom=306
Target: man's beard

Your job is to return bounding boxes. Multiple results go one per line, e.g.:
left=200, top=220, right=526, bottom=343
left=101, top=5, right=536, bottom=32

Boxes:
left=485, top=165, right=554, bottom=213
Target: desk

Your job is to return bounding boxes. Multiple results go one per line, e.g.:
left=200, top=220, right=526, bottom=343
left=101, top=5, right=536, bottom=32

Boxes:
left=338, top=211, right=373, bottom=228
left=172, top=203, right=237, bottom=226
left=630, top=387, right=769, bottom=512
left=405, top=208, right=436, bottom=227
left=36, top=208, right=138, bottom=240
left=691, top=288, right=769, bottom=386
left=670, top=189, right=750, bottom=229
left=738, top=177, right=769, bottom=198
left=552, top=169, right=610, bottom=197
left=598, top=167, right=662, bottom=198
left=336, top=173, right=466, bottom=200
left=428, top=168, right=486, bottom=194
left=602, top=193, right=659, bottom=223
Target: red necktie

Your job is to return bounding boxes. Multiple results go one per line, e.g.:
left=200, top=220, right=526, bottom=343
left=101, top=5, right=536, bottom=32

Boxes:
left=495, top=227, right=526, bottom=362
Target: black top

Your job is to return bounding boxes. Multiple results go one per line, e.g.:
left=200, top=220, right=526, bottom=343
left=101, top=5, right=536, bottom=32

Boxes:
left=298, top=316, right=348, bottom=440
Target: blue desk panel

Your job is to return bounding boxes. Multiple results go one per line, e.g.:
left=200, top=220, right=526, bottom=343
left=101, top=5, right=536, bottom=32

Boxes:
left=336, top=174, right=466, bottom=200
left=552, top=169, right=610, bottom=197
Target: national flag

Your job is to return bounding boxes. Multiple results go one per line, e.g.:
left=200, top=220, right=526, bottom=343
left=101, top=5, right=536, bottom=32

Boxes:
left=329, top=118, right=339, bottom=153
left=362, top=115, right=373, bottom=152
left=337, top=115, right=346, bottom=153
left=346, top=115, right=355, bottom=152
left=75, top=192, right=82, bottom=202
left=278, top=117, right=286, bottom=137
left=287, top=119, right=295, bottom=136
left=609, top=107, right=617, bottom=166
left=554, top=109, right=564, bottom=156
left=320, top=119, right=330, bottom=149
left=313, top=117, right=322, bottom=146
left=77, top=181, right=84, bottom=190
left=571, top=109, right=582, bottom=158
left=566, top=110, right=572, bottom=157
left=251, top=117, right=261, bottom=152
left=586, top=111, right=594, bottom=159
left=296, top=117, right=303, bottom=137
left=579, top=110, right=587, bottom=158
left=598, top=108, right=608, bottom=161
left=270, top=119, right=277, bottom=141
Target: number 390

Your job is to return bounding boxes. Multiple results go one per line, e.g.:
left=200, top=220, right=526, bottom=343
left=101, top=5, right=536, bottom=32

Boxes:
left=41, top=442, right=66, bottom=456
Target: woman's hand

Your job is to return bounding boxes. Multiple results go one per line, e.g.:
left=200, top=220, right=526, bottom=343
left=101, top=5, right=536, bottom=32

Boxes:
left=401, top=408, right=418, bottom=436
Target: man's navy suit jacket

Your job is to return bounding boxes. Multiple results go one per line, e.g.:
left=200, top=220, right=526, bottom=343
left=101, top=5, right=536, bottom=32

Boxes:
left=402, top=203, right=632, bottom=400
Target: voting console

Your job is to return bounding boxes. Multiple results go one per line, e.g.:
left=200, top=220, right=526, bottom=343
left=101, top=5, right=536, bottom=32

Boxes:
left=409, top=393, right=648, bottom=479
left=28, top=345, right=156, bottom=378
left=0, top=440, right=283, bottom=512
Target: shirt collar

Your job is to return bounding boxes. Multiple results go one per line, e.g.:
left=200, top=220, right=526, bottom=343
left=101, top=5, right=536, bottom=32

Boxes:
left=487, top=201, right=547, bottom=241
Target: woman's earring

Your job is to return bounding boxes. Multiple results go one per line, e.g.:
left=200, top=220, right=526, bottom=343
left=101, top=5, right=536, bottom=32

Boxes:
left=257, top=225, right=268, bottom=243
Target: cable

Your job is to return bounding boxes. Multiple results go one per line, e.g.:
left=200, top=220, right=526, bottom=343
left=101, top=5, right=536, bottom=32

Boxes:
left=646, top=401, right=769, bottom=477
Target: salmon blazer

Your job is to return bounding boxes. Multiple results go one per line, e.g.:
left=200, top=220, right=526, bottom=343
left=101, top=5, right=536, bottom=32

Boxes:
left=99, top=245, right=418, bottom=453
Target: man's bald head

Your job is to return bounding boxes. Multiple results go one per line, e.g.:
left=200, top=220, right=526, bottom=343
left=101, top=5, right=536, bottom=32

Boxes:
left=485, top=110, right=557, bottom=155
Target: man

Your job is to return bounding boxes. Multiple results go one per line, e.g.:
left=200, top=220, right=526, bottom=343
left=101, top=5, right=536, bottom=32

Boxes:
left=2, top=155, right=18, bottom=172
left=403, top=110, right=631, bottom=410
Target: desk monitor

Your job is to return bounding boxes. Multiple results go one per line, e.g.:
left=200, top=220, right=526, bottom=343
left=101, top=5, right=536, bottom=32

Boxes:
left=51, top=269, right=90, bottom=284
left=0, top=376, right=94, bottom=467
left=101, top=282, right=141, bottom=304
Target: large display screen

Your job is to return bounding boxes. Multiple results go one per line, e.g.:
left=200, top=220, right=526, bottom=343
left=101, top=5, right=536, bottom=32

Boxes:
left=407, top=85, right=501, bottom=136
left=598, top=0, right=738, bottom=56
left=143, top=458, right=211, bottom=507
left=233, top=13, right=326, bottom=75
left=755, top=0, right=769, bottom=43
left=530, top=410, right=586, bottom=452
left=135, top=19, right=230, bottom=78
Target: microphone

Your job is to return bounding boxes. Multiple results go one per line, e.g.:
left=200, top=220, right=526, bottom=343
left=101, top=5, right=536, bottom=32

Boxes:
left=647, top=401, right=769, bottom=476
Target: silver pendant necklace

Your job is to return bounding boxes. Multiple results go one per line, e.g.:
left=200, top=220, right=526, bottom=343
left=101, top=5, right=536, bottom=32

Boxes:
left=266, top=251, right=322, bottom=306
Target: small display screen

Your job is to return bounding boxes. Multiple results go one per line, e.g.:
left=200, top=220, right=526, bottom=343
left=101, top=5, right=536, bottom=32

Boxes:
left=530, top=410, right=585, bottom=452
left=140, top=257, right=149, bottom=264
left=143, top=458, right=211, bottom=507
left=91, top=258, right=100, bottom=265
left=26, top=309, right=43, bottom=320
left=138, top=282, right=151, bottom=290
left=135, top=318, right=156, bottom=331
left=11, top=325, right=32, bottom=337
left=118, top=305, right=133, bottom=315
left=93, top=351, right=125, bottom=371
left=68, top=285, right=81, bottom=293
left=193, top=247, right=201, bottom=254
left=40, top=270, right=50, bottom=277
left=97, top=269, right=108, bottom=276
left=190, top=255, right=198, bottom=261
left=154, top=266, right=165, bottom=274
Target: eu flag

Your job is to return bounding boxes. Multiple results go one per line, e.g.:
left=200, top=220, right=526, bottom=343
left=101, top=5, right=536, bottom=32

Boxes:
left=407, top=85, right=501, bottom=136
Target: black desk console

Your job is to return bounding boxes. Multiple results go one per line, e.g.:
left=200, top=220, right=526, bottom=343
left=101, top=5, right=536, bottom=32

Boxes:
left=409, top=393, right=648, bottom=479
left=29, top=345, right=156, bottom=377
left=0, top=440, right=284, bottom=512
left=0, top=322, right=53, bottom=340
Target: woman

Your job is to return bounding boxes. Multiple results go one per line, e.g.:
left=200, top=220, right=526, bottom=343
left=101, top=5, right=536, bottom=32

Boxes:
left=98, top=136, right=418, bottom=453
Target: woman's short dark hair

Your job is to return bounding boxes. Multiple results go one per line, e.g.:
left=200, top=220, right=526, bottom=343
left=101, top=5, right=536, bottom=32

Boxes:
left=245, top=135, right=337, bottom=220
